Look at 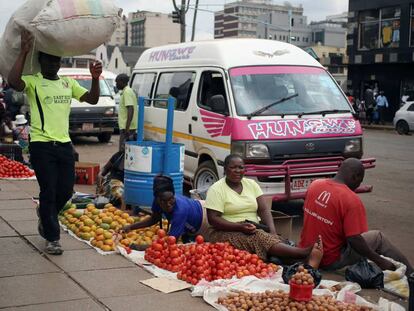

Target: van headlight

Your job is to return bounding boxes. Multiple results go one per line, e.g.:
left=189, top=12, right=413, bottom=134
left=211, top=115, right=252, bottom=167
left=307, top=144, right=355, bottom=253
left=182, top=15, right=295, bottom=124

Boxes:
left=104, top=108, right=114, bottom=116
left=246, top=143, right=270, bottom=158
left=344, top=139, right=361, bottom=154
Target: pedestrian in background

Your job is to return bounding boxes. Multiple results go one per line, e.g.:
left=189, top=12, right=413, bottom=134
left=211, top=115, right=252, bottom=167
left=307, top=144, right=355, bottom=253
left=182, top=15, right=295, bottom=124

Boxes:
left=8, top=30, right=101, bottom=255
left=376, top=91, right=389, bottom=125
left=115, top=74, right=137, bottom=151
left=364, top=87, right=376, bottom=125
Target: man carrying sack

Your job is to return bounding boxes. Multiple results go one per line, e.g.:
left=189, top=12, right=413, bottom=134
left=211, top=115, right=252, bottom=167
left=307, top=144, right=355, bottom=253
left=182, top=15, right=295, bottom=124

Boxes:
left=8, top=30, right=102, bottom=255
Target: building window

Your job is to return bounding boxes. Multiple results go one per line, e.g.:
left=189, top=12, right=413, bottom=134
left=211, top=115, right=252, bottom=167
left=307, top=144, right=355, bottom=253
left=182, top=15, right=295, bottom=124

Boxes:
left=100, top=53, right=103, bottom=60
left=115, top=58, right=118, bottom=69
left=358, top=7, right=400, bottom=50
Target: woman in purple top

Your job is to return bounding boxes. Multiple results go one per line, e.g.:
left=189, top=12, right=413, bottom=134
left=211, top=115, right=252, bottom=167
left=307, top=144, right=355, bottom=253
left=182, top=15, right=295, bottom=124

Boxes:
left=122, top=175, right=209, bottom=240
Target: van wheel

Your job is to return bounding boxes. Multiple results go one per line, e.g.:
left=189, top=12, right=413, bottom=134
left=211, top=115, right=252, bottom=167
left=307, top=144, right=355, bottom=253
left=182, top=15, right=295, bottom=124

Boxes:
left=194, top=161, right=219, bottom=191
left=98, top=132, right=112, bottom=143
left=396, top=120, right=409, bottom=135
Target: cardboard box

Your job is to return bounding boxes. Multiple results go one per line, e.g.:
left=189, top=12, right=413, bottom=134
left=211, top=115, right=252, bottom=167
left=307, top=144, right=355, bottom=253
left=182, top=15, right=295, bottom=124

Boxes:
left=272, top=211, right=294, bottom=240
left=75, top=162, right=100, bottom=185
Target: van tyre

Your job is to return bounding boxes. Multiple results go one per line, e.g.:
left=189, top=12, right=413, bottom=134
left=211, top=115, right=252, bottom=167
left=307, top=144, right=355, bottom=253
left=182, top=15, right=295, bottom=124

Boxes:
left=98, top=132, right=112, bottom=143
left=194, top=161, right=219, bottom=191
left=396, top=120, right=409, bottom=135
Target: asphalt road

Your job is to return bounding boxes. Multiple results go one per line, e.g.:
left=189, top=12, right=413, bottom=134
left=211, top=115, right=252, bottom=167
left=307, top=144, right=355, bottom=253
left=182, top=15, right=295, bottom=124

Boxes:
left=73, top=129, right=414, bottom=263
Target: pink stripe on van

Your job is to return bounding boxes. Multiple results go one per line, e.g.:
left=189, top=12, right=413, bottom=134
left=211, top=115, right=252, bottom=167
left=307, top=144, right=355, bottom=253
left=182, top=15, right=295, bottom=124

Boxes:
left=229, top=66, right=324, bottom=77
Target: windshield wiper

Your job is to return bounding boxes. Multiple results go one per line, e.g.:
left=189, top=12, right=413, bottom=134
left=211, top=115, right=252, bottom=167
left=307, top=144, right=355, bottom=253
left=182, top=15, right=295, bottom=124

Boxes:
left=246, top=93, right=299, bottom=119
left=298, top=109, right=351, bottom=117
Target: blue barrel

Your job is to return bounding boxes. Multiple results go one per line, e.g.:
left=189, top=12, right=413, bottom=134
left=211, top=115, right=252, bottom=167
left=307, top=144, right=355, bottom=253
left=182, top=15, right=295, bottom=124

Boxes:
left=124, top=141, right=184, bottom=206
left=124, top=171, right=183, bottom=206
left=124, top=141, right=183, bottom=173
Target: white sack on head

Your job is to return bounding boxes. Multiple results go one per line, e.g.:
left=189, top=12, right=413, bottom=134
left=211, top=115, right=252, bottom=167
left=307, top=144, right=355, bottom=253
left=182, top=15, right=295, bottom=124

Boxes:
left=0, top=0, right=121, bottom=78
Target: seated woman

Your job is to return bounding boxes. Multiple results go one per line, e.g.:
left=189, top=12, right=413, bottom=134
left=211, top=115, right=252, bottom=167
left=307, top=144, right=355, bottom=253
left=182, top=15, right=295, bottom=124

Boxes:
left=206, top=154, right=323, bottom=268
left=96, top=147, right=126, bottom=210
left=122, top=175, right=209, bottom=241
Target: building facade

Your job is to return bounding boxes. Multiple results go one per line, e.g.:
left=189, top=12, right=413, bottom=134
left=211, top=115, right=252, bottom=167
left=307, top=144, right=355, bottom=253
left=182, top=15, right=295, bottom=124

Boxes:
left=108, top=15, right=128, bottom=46
left=128, top=11, right=180, bottom=47
left=348, top=0, right=414, bottom=120
left=214, top=0, right=303, bottom=39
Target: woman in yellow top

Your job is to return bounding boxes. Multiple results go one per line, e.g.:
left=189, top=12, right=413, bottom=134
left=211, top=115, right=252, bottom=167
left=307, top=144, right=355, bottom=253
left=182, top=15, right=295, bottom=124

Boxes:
left=206, top=154, right=323, bottom=267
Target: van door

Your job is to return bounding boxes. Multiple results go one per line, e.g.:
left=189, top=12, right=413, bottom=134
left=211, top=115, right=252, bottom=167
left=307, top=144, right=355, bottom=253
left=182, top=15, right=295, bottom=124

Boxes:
left=142, top=70, right=196, bottom=177
left=190, top=69, right=232, bottom=190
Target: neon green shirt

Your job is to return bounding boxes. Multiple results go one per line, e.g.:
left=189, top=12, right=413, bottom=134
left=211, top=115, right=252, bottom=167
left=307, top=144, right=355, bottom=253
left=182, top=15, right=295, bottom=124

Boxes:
left=22, top=73, right=87, bottom=142
left=118, top=86, right=137, bottom=130
left=205, top=177, right=263, bottom=223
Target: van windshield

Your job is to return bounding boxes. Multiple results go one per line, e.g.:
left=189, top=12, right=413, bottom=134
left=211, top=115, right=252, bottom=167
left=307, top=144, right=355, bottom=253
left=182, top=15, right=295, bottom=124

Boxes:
left=229, top=66, right=351, bottom=117
left=64, top=75, right=113, bottom=97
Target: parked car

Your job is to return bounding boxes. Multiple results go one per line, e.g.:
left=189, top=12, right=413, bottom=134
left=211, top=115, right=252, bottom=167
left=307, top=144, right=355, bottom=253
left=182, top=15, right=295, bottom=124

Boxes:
left=58, top=68, right=117, bottom=142
left=393, top=102, right=414, bottom=134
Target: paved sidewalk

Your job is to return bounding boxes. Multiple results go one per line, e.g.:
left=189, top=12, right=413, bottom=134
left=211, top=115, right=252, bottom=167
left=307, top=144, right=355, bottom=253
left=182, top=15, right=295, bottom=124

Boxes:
left=0, top=179, right=408, bottom=310
left=361, top=123, right=395, bottom=131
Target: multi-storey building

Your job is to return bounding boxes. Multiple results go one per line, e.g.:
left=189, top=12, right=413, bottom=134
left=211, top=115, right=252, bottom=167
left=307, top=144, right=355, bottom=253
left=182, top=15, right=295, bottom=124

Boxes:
left=128, top=11, right=180, bottom=47
left=214, top=0, right=303, bottom=39
left=108, top=15, right=129, bottom=46
left=348, top=0, right=414, bottom=120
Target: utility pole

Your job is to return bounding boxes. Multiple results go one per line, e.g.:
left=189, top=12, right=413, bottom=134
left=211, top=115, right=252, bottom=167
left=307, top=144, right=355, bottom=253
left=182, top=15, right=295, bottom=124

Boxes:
left=191, top=0, right=199, bottom=41
left=288, top=9, right=292, bottom=44
left=172, top=0, right=190, bottom=42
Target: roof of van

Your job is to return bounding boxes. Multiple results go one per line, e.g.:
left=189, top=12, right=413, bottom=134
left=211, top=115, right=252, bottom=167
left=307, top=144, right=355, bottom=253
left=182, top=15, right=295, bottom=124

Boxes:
left=134, top=39, right=322, bottom=70
left=58, top=68, right=116, bottom=79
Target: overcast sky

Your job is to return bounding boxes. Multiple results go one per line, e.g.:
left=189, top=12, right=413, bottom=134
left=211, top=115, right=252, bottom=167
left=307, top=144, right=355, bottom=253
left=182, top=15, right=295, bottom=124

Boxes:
left=0, top=0, right=348, bottom=40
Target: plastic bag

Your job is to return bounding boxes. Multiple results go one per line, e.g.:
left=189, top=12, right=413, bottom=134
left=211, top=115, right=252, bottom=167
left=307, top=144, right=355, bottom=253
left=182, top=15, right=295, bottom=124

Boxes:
left=345, top=259, right=384, bottom=289
left=282, top=262, right=322, bottom=287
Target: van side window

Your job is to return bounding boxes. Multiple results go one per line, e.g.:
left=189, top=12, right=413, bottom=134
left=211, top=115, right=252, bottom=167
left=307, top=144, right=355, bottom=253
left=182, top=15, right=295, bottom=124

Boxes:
left=198, top=71, right=228, bottom=115
left=131, top=73, right=157, bottom=106
left=154, top=72, right=195, bottom=111
left=408, top=104, right=414, bottom=111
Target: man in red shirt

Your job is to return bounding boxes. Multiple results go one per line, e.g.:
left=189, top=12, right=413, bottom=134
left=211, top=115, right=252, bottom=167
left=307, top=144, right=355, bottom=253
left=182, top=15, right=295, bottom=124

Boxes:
left=300, top=158, right=413, bottom=276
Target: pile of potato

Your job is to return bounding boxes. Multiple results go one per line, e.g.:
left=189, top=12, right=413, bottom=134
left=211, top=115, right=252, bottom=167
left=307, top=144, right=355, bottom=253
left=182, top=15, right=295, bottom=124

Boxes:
left=217, top=290, right=373, bottom=311
left=290, top=265, right=314, bottom=286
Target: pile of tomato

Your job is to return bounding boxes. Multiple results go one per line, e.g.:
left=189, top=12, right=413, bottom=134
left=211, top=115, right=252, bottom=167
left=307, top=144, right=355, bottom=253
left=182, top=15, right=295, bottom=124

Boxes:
left=144, top=230, right=279, bottom=285
left=0, top=155, right=35, bottom=178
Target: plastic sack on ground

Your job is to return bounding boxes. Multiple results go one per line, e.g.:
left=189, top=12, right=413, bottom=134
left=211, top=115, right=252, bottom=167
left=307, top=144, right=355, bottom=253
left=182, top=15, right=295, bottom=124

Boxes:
left=345, top=259, right=384, bottom=289
left=0, top=0, right=121, bottom=77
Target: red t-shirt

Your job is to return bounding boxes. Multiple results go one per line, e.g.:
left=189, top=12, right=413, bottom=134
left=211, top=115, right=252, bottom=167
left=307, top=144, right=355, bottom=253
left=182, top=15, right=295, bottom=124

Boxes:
left=299, top=179, right=368, bottom=267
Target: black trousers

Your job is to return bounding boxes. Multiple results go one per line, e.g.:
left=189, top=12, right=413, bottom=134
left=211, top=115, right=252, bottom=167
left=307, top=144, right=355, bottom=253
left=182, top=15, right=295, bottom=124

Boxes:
left=29, top=142, right=75, bottom=242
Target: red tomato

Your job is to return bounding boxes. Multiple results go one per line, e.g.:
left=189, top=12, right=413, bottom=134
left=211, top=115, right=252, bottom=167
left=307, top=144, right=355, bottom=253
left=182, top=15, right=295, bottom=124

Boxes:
left=195, top=235, right=204, bottom=244
left=157, top=229, right=167, bottom=238
left=167, top=236, right=176, bottom=245
left=152, top=243, right=163, bottom=251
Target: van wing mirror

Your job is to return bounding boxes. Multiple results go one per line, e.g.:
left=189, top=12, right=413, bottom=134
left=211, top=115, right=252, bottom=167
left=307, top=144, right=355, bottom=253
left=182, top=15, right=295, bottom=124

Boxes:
left=210, top=95, right=228, bottom=115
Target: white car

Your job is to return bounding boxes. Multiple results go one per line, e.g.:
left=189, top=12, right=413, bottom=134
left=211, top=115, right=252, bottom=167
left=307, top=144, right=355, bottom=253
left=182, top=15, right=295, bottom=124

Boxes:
left=393, top=102, right=414, bottom=134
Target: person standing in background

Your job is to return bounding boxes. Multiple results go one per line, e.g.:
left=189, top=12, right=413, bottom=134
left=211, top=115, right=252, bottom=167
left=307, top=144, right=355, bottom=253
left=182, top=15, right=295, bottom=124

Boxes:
left=376, top=91, right=389, bottom=125
left=115, top=74, right=137, bottom=150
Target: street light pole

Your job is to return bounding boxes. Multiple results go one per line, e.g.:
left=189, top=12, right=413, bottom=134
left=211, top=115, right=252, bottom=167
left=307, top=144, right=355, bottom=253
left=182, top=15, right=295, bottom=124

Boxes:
left=180, top=0, right=186, bottom=42
left=191, top=0, right=199, bottom=41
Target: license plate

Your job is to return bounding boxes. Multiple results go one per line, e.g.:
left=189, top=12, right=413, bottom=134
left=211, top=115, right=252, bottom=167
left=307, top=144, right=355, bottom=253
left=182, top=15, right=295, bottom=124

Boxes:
left=82, top=123, right=94, bottom=131
left=291, top=177, right=317, bottom=191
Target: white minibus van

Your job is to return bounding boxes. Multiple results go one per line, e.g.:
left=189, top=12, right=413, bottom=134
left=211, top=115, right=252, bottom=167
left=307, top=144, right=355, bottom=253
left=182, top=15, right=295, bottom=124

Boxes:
left=130, top=39, right=375, bottom=201
left=59, top=68, right=117, bottom=143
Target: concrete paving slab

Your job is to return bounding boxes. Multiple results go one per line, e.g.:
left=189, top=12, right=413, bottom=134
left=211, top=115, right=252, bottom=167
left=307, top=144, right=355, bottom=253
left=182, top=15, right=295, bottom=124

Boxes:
left=0, top=218, right=17, bottom=237
left=0, top=191, right=32, bottom=200
left=0, top=237, right=35, bottom=255
left=101, top=291, right=214, bottom=311
left=0, top=298, right=105, bottom=311
left=0, top=252, right=59, bottom=277
left=7, top=181, right=39, bottom=197
left=26, top=233, right=91, bottom=251
left=0, top=199, right=35, bottom=210
left=0, top=208, right=37, bottom=221
left=47, top=249, right=135, bottom=272
left=70, top=267, right=153, bottom=298
left=8, top=220, right=39, bottom=236
left=0, top=182, right=20, bottom=192
left=0, top=273, right=88, bottom=308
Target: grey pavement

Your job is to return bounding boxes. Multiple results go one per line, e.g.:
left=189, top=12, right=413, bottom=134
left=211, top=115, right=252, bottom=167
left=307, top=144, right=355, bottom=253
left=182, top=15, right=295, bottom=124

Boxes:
left=0, top=179, right=214, bottom=311
left=0, top=163, right=408, bottom=310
